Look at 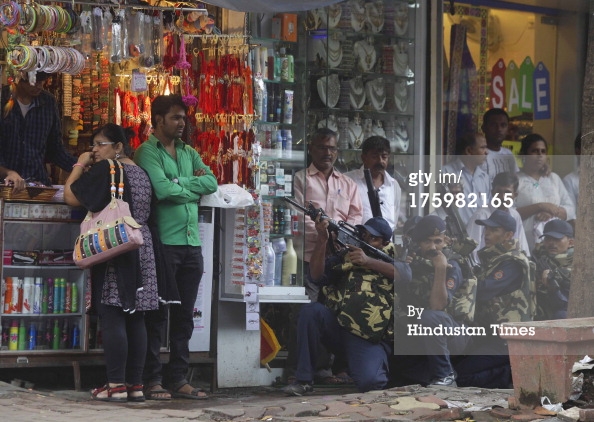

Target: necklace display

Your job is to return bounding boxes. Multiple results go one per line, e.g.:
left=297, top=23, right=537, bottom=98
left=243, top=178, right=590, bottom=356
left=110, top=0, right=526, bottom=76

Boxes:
left=327, top=3, right=342, bottom=29
left=306, top=8, right=322, bottom=30
left=349, top=0, right=366, bottom=32
left=394, top=2, right=409, bottom=36
left=393, top=42, right=411, bottom=77
left=365, top=77, right=386, bottom=111
left=363, top=118, right=374, bottom=140
left=327, top=38, right=343, bottom=68
left=365, top=1, right=384, bottom=34
left=318, top=114, right=338, bottom=132
left=355, top=39, right=377, bottom=72
left=391, top=120, right=409, bottom=153
left=372, top=120, right=386, bottom=138
left=394, top=79, right=409, bottom=112
left=348, top=115, right=364, bottom=148
left=317, top=74, right=340, bottom=108
left=349, top=76, right=366, bottom=110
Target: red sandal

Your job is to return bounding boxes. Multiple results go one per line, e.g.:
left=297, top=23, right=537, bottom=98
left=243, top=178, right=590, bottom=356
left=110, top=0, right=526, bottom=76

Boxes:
left=127, top=384, right=145, bottom=402
left=91, top=384, right=127, bottom=402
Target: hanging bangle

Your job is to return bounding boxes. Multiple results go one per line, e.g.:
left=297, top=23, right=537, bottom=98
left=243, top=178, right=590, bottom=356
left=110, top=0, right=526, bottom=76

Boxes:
left=72, top=163, right=85, bottom=169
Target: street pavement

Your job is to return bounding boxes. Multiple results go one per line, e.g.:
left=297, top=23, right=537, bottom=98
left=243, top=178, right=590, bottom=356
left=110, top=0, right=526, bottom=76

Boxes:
left=0, top=379, right=570, bottom=422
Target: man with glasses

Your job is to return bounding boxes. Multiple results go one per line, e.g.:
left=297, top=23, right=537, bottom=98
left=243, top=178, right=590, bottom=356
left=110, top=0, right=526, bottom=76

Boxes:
left=293, top=128, right=363, bottom=302
left=0, top=71, right=76, bottom=191
left=288, top=128, right=362, bottom=387
left=282, top=216, right=409, bottom=395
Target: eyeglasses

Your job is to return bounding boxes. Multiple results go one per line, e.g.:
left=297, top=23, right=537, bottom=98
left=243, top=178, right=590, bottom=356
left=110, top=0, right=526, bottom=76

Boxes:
left=314, top=145, right=338, bottom=153
left=91, top=142, right=115, bottom=148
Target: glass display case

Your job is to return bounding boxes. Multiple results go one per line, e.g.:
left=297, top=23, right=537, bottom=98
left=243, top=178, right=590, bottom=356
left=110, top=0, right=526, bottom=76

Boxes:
left=0, top=200, right=86, bottom=355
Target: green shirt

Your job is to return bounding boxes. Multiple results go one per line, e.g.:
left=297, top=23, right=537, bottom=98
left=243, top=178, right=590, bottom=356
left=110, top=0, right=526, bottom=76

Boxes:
left=134, top=134, right=217, bottom=246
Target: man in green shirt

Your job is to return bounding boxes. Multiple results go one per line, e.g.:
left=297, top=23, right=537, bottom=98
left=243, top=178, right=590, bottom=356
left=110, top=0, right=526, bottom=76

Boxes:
left=135, top=95, right=217, bottom=400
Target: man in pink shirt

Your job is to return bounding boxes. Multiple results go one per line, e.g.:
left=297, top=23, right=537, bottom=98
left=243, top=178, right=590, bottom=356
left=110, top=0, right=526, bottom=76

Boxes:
left=294, top=128, right=363, bottom=301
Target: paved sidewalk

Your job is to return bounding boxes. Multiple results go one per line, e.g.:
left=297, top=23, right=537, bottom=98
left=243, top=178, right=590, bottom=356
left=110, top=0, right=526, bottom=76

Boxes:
left=0, top=380, right=563, bottom=421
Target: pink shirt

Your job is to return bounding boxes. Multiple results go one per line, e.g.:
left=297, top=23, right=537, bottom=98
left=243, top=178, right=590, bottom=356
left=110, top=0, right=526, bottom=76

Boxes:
left=293, top=164, right=363, bottom=262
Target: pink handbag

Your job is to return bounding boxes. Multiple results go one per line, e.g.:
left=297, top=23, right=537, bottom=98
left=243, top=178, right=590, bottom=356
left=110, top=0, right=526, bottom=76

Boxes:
left=73, top=159, right=144, bottom=269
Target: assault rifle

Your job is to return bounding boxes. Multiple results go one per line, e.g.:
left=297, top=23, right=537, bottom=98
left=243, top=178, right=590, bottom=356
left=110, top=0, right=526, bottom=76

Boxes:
left=534, top=255, right=570, bottom=293
left=364, top=169, right=382, bottom=218
left=435, top=183, right=478, bottom=267
left=283, top=197, right=395, bottom=263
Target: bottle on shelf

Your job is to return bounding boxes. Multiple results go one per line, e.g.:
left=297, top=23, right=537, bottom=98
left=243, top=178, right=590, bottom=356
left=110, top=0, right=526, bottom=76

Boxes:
left=279, top=47, right=289, bottom=82
left=65, top=282, right=72, bottom=313
left=28, top=323, right=36, bottom=350
left=291, top=211, right=299, bottom=236
left=274, top=85, right=282, bottom=122
left=283, top=129, right=293, bottom=159
left=71, top=282, right=78, bottom=313
left=60, top=320, right=69, bottom=349
left=264, top=239, right=276, bottom=287
left=267, top=48, right=275, bottom=81
left=33, top=277, right=43, bottom=314
left=272, top=237, right=286, bottom=286
left=52, top=319, right=60, bottom=350
left=267, top=84, right=275, bottom=122
left=3, top=277, right=13, bottom=314
left=18, top=319, right=26, bottom=350
left=47, top=278, right=54, bottom=314
left=283, top=90, right=294, bottom=124
left=72, top=323, right=80, bottom=349
left=9, top=320, right=18, bottom=351
left=13, top=277, right=23, bottom=313
left=281, top=238, right=298, bottom=286
left=283, top=208, right=292, bottom=236
left=41, top=279, right=49, bottom=314
left=0, top=320, right=8, bottom=350
left=286, top=49, right=295, bottom=83
left=22, top=277, right=33, bottom=314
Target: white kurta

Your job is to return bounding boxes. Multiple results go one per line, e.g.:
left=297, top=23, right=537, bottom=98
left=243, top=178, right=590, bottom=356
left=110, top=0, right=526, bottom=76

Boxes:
left=515, top=171, right=576, bottom=252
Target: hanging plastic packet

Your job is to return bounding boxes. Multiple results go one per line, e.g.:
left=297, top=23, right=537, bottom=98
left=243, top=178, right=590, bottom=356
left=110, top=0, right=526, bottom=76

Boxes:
left=91, top=7, right=104, bottom=51
left=78, top=10, right=91, bottom=52
left=120, top=9, right=130, bottom=60
left=152, top=12, right=164, bottom=66
left=540, top=396, right=563, bottom=413
left=139, top=13, right=154, bottom=67
left=128, top=11, right=144, bottom=58
left=110, top=14, right=123, bottom=63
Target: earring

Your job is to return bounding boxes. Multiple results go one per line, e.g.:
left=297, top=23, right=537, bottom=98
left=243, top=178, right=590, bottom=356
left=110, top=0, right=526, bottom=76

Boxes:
left=115, top=153, right=121, bottom=159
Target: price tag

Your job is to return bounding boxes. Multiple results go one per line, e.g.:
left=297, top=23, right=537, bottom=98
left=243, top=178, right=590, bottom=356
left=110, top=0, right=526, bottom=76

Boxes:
left=131, top=69, right=147, bottom=92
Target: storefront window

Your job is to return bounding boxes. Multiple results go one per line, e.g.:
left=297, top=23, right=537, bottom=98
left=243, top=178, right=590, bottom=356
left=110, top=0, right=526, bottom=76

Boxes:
left=442, top=1, right=572, bottom=158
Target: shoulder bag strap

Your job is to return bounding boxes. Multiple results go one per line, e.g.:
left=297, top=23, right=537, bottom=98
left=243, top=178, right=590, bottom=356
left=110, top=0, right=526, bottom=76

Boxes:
left=107, top=159, right=125, bottom=200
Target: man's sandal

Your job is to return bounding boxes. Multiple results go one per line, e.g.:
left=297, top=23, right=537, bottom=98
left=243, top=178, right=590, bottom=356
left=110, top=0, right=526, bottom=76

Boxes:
left=171, top=383, right=209, bottom=400
left=144, top=384, right=172, bottom=401
left=91, top=384, right=127, bottom=402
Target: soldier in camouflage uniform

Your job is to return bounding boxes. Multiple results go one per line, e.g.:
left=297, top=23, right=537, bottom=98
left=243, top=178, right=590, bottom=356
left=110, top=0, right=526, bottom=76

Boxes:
left=455, top=209, right=535, bottom=388
left=394, top=215, right=470, bottom=387
left=532, top=219, right=573, bottom=320
left=282, top=216, right=411, bottom=396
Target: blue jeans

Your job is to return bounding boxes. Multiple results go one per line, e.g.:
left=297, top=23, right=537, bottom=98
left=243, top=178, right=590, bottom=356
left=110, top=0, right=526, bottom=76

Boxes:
left=143, top=245, right=203, bottom=389
left=295, top=302, right=391, bottom=392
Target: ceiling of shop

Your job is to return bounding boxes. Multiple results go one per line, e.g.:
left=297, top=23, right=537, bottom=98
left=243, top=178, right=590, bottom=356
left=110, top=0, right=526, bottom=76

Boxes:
left=199, top=0, right=344, bottom=13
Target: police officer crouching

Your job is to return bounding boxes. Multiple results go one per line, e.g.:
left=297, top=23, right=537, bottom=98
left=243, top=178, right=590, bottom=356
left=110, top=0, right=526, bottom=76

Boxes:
left=454, top=210, right=535, bottom=388
left=282, top=216, right=411, bottom=395
left=393, top=215, right=470, bottom=387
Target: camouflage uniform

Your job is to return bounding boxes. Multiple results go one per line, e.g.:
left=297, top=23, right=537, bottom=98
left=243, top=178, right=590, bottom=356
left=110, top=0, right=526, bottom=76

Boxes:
left=323, top=242, right=396, bottom=343
left=293, top=242, right=411, bottom=392
left=532, top=245, right=573, bottom=320
left=474, top=239, right=535, bottom=327
left=394, top=255, right=471, bottom=384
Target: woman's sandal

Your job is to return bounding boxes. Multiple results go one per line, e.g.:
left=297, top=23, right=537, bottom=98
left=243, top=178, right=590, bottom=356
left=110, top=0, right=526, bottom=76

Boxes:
left=126, top=384, right=146, bottom=402
left=144, top=384, right=172, bottom=401
left=91, top=384, right=128, bottom=402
